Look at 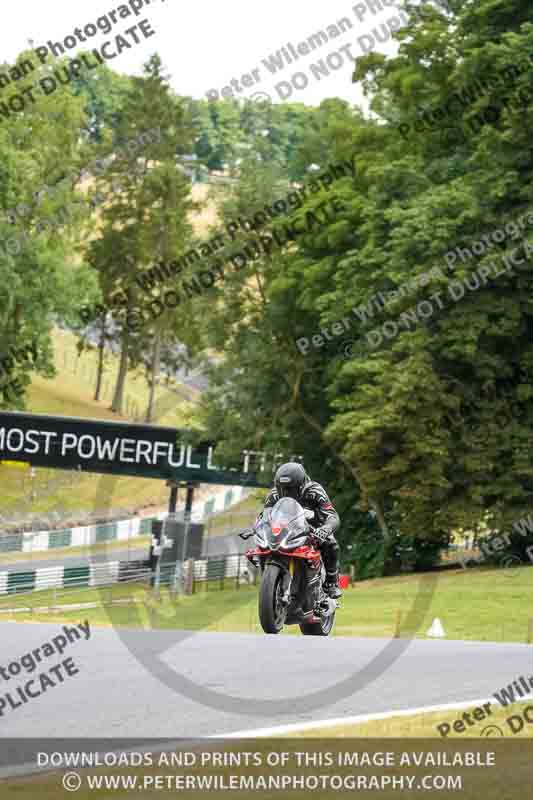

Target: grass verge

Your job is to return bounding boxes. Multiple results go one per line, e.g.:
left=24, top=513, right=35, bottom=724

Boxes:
left=2, top=565, right=533, bottom=644
left=296, top=700, right=533, bottom=739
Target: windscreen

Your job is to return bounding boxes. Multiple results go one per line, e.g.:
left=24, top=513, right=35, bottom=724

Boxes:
left=270, top=497, right=308, bottom=535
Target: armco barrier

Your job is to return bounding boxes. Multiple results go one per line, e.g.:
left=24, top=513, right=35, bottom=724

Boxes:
left=154, top=554, right=252, bottom=589
left=49, top=529, right=72, bottom=549
left=0, top=553, right=254, bottom=598
left=0, top=533, right=22, bottom=553
left=35, top=565, right=62, bottom=591
left=7, top=570, right=34, bottom=595
left=64, top=565, right=90, bottom=588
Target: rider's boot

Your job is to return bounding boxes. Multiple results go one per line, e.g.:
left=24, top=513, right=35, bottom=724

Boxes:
left=322, top=537, right=342, bottom=599
left=324, top=570, right=342, bottom=599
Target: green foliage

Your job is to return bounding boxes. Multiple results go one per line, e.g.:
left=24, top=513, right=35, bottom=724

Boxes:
left=322, top=0, right=533, bottom=542
left=195, top=0, right=533, bottom=576
left=0, top=50, right=96, bottom=409
left=80, top=55, right=198, bottom=415
left=71, top=59, right=132, bottom=144
left=4, top=0, right=533, bottom=581
left=188, top=98, right=322, bottom=178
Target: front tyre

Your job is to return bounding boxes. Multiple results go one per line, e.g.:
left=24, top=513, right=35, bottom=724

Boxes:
left=259, top=564, right=287, bottom=634
left=299, top=611, right=335, bottom=636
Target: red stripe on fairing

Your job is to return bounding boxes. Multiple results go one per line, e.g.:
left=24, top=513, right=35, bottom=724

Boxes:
left=245, top=546, right=321, bottom=560
left=323, top=503, right=334, bottom=509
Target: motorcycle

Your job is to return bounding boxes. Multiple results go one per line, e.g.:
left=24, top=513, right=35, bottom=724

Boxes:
left=239, top=497, right=339, bottom=636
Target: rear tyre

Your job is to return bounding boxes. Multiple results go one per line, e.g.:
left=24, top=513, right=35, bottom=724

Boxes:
left=299, top=611, right=335, bottom=636
left=259, top=564, right=286, bottom=634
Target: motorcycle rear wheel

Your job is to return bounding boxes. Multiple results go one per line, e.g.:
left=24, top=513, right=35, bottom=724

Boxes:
left=259, top=564, right=286, bottom=634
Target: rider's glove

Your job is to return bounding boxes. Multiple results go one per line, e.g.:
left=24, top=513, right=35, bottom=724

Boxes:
left=312, top=527, right=331, bottom=544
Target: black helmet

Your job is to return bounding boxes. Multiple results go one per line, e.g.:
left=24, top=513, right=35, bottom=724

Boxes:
left=274, top=462, right=306, bottom=500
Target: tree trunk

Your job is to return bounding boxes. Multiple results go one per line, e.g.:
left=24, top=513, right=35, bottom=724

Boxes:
left=94, top=316, right=106, bottom=402
left=145, top=333, right=161, bottom=423
left=111, top=327, right=129, bottom=415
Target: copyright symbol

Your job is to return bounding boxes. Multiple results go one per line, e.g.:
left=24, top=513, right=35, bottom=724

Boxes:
left=341, top=339, right=356, bottom=359
left=480, top=725, right=504, bottom=737
left=249, top=91, right=272, bottom=107
left=499, top=554, right=523, bottom=577
left=63, top=772, right=82, bottom=792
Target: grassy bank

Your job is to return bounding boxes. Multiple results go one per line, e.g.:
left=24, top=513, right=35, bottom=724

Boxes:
left=3, top=565, right=533, bottom=644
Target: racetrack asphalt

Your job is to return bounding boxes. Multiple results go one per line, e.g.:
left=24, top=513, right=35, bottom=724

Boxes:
left=1, top=620, right=531, bottom=749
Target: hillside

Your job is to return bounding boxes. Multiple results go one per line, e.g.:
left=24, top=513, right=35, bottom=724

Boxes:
left=0, top=327, right=202, bottom=525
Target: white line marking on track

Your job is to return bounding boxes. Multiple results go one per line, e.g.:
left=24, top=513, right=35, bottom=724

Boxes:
left=212, top=697, right=495, bottom=738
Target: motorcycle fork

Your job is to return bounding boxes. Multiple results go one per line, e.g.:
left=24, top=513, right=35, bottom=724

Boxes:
left=281, top=558, right=294, bottom=605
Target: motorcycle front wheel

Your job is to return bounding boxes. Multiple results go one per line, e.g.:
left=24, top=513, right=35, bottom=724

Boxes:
left=259, top=564, right=287, bottom=634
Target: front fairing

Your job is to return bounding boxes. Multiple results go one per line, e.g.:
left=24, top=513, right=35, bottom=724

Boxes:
left=254, top=497, right=309, bottom=551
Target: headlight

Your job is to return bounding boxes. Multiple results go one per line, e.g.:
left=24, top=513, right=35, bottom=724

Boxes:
left=255, top=531, right=268, bottom=547
left=280, top=535, right=307, bottom=549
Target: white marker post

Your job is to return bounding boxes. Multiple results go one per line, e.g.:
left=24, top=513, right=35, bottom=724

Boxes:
left=427, top=618, right=446, bottom=638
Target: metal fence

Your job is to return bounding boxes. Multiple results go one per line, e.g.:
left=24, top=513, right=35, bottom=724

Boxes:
left=0, top=516, right=154, bottom=554
left=0, top=552, right=257, bottom=608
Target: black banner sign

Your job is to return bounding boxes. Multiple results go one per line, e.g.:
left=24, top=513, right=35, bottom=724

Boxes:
left=0, top=412, right=293, bottom=487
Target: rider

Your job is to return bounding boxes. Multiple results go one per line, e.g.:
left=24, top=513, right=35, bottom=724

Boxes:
left=257, top=462, right=342, bottom=599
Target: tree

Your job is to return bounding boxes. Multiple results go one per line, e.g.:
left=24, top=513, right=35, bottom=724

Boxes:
left=325, top=0, right=533, bottom=540
left=0, top=49, right=96, bottom=409
left=82, top=54, right=197, bottom=416
left=188, top=0, right=533, bottom=574
left=182, top=129, right=382, bottom=563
